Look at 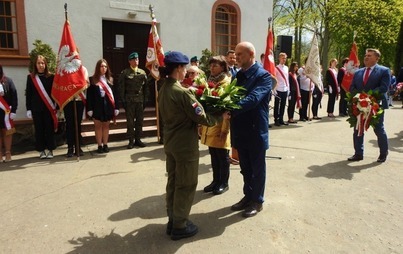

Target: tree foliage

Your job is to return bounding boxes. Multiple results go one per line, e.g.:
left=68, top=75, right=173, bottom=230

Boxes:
left=28, top=40, right=57, bottom=73
left=329, top=0, right=402, bottom=67
left=273, top=0, right=402, bottom=70
left=394, top=20, right=403, bottom=75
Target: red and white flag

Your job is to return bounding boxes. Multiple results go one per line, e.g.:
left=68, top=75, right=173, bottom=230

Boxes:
left=341, top=41, right=359, bottom=92
left=52, top=20, right=88, bottom=110
left=146, top=17, right=165, bottom=80
left=263, top=24, right=277, bottom=87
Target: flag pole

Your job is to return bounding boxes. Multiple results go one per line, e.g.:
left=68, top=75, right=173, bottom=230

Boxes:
left=149, top=5, right=161, bottom=143
left=65, top=3, right=80, bottom=161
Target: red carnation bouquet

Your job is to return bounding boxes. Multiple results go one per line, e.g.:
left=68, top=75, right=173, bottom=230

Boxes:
left=346, top=90, right=383, bottom=136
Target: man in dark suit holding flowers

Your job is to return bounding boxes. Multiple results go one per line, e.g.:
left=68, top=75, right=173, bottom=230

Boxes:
left=230, top=42, right=272, bottom=217
left=348, top=48, right=390, bottom=163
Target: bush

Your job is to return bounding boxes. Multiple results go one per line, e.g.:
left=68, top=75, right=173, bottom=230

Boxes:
left=28, top=40, right=57, bottom=73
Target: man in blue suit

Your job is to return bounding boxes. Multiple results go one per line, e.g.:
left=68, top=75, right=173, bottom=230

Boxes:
left=348, top=48, right=390, bottom=163
left=230, top=42, right=272, bottom=217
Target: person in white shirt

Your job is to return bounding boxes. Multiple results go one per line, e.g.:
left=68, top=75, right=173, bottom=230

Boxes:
left=298, top=59, right=313, bottom=121
left=274, top=52, right=289, bottom=126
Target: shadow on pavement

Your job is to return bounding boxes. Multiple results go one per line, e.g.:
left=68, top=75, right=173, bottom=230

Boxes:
left=68, top=207, right=244, bottom=254
left=306, top=160, right=382, bottom=180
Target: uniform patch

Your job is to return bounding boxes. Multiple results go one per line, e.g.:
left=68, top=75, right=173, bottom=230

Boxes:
left=194, top=106, right=203, bottom=115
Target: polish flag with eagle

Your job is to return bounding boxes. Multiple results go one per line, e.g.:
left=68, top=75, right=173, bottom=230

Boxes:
left=52, top=19, right=88, bottom=110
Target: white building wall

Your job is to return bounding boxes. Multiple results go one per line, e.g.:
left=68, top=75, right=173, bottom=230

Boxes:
left=8, top=0, right=273, bottom=119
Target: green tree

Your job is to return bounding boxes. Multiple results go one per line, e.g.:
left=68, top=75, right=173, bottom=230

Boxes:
left=394, top=20, right=403, bottom=76
left=29, top=40, right=57, bottom=73
left=329, top=0, right=402, bottom=67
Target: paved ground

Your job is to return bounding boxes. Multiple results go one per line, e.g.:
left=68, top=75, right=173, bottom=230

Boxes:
left=1, top=99, right=402, bottom=254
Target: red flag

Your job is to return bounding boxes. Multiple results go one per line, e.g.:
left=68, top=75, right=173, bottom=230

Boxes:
left=341, top=42, right=359, bottom=92
left=146, top=18, right=165, bottom=80
left=263, top=25, right=277, bottom=88
left=52, top=20, right=88, bottom=110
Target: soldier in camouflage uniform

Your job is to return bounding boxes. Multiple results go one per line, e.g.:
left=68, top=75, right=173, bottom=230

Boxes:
left=159, top=51, right=224, bottom=240
left=118, top=52, right=149, bottom=148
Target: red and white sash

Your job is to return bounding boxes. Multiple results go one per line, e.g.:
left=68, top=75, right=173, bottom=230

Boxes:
left=289, top=72, right=302, bottom=109
left=30, top=74, right=58, bottom=131
left=276, top=66, right=289, bottom=88
left=0, top=96, right=15, bottom=133
left=97, top=80, right=115, bottom=109
left=328, top=68, right=339, bottom=95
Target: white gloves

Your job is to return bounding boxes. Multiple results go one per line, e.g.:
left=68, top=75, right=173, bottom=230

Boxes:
left=26, top=110, right=32, bottom=119
left=87, top=111, right=93, bottom=117
left=10, top=113, right=16, bottom=120
left=114, top=109, right=119, bottom=116
left=328, top=86, right=333, bottom=94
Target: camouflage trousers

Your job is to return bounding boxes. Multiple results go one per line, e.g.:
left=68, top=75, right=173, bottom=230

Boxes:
left=125, top=102, right=144, bottom=140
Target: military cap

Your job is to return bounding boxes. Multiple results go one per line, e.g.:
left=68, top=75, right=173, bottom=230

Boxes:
left=190, top=56, right=199, bottom=63
left=128, top=52, right=139, bottom=60
left=164, top=51, right=189, bottom=65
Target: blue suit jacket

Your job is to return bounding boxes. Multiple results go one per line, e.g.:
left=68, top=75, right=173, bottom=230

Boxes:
left=349, top=64, right=390, bottom=109
left=231, top=63, right=272, bottom=150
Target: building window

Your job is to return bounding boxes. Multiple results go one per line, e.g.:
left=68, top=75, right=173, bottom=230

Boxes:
left=0, top=0, right=17, bottom=51
left=212, top=1, right=240, bottom=55
left=0, top=0, right=28, bottom=66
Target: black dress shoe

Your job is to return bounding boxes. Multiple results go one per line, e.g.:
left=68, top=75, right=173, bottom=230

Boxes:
left=347, top=154, right=363, bottom=161
left=231, top=196, right=251, bottom=211
left=203, top=182, right=217, bottom=193
left=127, top=140, right=134, bottom=149
left=377, top=154, right=387, bottom=163
left=213, top=184, right=228, bottom=195
left=134, top=139, right=146, bottom=147
left=242, top=202, right=263, bottom=218
left=66, top=148, right=74, bottom=157
left=171, top=222, right=198, bottom=241
left=97, top=145, right=103, bottom=153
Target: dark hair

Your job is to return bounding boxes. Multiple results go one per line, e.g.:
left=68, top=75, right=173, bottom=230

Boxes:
left=158, top=64, right=186, bottom=78
left=289, top=62, right=298, bottom=74
left=341, top=58, right=349, bottom=65
left=226, top=50, right=235, bottom=56
left=208, top=55, right=229, bottom=73
left=33, top=55, right=51, bottom=76
left=0, top=64, right=3, bottom=80
left=93, top=59, right=113, bottom=84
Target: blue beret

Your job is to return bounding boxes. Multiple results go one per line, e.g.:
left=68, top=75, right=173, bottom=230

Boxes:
left=164, top=51, right=189, bottom=65
left=190, top=56, right=198, bottom=62
left=128, top=52, right=139, bottom=60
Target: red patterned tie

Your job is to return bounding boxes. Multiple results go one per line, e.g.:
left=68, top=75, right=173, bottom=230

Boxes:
left=363, top=67, right=371, bottom=86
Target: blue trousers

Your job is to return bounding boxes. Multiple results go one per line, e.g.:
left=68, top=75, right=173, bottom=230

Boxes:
left=237, top=147, right=266, bottom=204
left=353, top=111, right=388, bottom=156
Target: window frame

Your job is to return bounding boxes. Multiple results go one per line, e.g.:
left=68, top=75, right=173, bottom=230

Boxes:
left=211, top=0, right=241, bottom=55
left=0, top=0, right=29, bottom=66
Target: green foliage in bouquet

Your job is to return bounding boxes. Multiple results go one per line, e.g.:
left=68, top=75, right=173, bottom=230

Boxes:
left=193, top=75, right=246, bottom=113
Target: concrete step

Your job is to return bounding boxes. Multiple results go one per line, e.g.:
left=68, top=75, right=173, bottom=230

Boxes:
left=81, top=107, right=159, bottom=145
